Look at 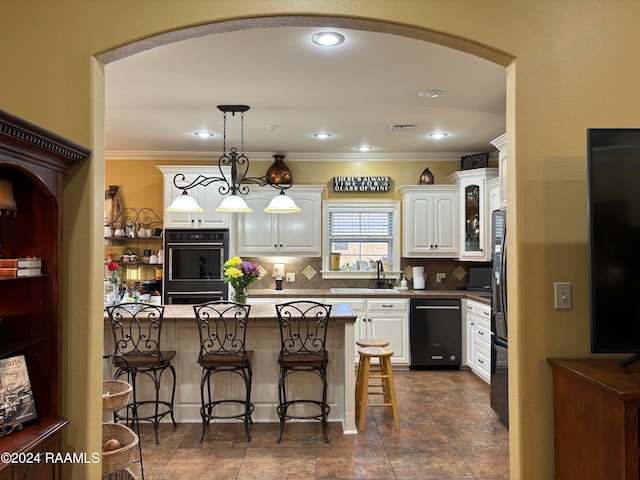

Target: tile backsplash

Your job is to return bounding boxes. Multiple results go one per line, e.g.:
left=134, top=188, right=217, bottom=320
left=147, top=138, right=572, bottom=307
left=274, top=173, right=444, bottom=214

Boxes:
left=245, top=256, right=489, bottom=291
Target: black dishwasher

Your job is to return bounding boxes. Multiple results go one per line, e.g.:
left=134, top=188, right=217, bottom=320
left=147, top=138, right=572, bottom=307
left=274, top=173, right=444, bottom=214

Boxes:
left=410, top=299, right=461, bottom=369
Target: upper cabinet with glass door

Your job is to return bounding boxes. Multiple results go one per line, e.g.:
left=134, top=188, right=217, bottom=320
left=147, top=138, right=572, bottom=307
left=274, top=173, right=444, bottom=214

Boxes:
left=450, top=168, right=498, bottom=261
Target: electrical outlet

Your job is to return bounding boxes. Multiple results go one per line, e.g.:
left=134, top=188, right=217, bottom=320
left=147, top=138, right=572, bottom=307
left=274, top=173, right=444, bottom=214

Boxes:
left=436, top=273, right=446, bottom=283
left=554, top=282, right=572, bottom=309
left=286, top=272, right=295, bottom=282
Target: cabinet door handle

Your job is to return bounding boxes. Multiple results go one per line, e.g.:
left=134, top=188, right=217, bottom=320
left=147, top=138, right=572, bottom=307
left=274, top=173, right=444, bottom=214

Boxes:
left=478, top=358, right=485, bottom=364
left=382, top=304, right=394, bottom=308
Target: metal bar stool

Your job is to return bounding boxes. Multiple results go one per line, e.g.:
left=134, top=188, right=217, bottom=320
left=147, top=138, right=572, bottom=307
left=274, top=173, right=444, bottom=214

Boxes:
left=355, top=346, right=400, bottom=431
left=275, top=301, right=332, bottom=443
left=193, top=301, right=254, bottom=443
left=106, top=302, right=177, bottom=445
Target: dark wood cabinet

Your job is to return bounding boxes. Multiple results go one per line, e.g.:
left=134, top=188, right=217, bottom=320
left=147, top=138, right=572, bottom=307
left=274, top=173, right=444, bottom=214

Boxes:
left=0, top=110, right=89, bottom=478
left=548, top=358, right=640, bottom=480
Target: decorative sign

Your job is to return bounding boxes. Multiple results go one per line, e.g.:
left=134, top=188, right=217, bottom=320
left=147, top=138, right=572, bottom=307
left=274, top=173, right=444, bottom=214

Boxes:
left=332, top=176, right=391, bottom=192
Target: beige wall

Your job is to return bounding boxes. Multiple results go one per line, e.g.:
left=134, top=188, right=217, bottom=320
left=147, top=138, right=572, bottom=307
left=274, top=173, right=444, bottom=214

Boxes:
left=3, top=1, right=639, bottom=478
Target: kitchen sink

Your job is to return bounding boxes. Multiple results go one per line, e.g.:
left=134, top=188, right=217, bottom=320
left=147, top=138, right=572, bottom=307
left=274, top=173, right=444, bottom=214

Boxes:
left=330, top=288, right=400, bottom=294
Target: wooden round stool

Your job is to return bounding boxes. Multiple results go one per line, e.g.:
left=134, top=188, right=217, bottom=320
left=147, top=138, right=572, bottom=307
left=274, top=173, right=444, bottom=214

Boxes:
left=356, top=338, right=389, bottom=348
left=355, top=338, right=390, bottom=397
left=355, top=346, right=400, bottom=431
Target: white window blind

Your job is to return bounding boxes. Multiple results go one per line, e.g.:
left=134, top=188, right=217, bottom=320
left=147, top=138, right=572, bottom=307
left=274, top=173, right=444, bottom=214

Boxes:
left=322, top=201, right=400, bottom=274
left=329, top=210, right=393, bottom=238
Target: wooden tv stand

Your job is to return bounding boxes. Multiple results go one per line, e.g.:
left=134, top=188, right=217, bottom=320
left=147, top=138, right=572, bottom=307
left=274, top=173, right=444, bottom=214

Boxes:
left=548, top=358, right=640, bottom=480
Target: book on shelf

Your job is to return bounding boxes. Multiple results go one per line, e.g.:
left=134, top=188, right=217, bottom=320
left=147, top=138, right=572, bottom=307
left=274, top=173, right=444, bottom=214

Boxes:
left=0, top=258, right=42, bottom=269
left=0, top=267, right=42, bottom=278
left=0, top=355, right=38, bottom=429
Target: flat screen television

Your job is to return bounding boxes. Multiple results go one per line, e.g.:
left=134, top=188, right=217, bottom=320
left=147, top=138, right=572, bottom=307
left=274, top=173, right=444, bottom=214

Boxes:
left=587, top=128, right=640, bottom=366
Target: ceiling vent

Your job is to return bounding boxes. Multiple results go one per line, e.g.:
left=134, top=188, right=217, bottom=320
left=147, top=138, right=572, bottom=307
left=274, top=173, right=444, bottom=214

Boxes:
left=389, top=124, right=415, bottom=132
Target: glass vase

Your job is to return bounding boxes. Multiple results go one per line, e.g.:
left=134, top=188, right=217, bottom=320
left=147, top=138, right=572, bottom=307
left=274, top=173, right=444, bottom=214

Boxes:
left=232, top=286, right=248, bottom=304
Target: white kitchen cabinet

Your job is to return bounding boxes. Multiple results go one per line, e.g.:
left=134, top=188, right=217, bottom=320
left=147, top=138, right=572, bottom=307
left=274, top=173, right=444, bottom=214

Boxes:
left=399, top=185, right=459, bottom=258
left=490, top=133, right=507, bottom=209
left=366, top=299, right=410, bottom=365
left=463, top=300, right=475, bottom=371
left=325, top=297, right=409, bottom=366
left=235, top=185, right=324, bottom=256
left=488, top=176, right=501, bottom=216
left=449, top=168, right=499, bottom=262
left=466, top=299, right=491, bottom=384
left=158, top=165, right=230, bottom=229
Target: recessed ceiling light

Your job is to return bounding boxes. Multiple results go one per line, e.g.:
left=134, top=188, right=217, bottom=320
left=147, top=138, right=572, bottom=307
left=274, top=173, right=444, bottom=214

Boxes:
left=418, top=89, right=445, bottom=98
left=355, top=145, right=373, bottom=152
left=428, top=132, right=449, bottom=140
left=311, top=31, right=345, bottom=47
left=313, top=132, right=332, bottom=139
left=193, top=131, right=215, bottom=138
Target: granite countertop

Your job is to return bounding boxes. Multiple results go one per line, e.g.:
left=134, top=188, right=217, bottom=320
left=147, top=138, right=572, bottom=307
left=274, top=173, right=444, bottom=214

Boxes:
left=248, top=288, right=492, bottom=305
left=106, top=303, right=357, bottom=323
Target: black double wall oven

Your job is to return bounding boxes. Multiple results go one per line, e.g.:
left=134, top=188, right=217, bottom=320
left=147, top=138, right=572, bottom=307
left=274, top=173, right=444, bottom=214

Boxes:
left=163, top=229, right=229, bottom=305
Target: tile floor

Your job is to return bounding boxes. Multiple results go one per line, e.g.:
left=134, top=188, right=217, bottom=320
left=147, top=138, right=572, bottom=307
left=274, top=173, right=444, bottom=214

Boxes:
left=125, top=369, right=509, bottom=480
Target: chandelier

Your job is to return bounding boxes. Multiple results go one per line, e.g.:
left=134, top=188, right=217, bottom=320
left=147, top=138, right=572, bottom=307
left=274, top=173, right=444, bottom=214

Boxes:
left=167, top=105, right=300, bottom=214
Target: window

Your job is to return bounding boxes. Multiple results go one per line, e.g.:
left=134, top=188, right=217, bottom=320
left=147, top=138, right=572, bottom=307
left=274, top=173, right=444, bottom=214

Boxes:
left=322, top=201, right=400, bottom=277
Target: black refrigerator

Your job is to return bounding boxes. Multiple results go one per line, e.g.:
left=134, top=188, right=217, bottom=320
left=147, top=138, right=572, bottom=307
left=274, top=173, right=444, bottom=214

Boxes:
left=490, top=209, right=509, bottom=426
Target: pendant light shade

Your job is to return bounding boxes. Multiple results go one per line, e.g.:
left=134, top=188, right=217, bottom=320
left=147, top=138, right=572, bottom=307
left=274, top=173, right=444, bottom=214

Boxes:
left=215, top=193, right=252, bottom=212
left=166, top=191, right=204, bottom=212
left=264, top=191, right=301, bottom=213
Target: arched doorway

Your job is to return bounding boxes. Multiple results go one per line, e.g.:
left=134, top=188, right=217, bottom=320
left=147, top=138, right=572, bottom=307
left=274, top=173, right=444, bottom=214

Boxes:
left=94, top=13, right=514, bottom=476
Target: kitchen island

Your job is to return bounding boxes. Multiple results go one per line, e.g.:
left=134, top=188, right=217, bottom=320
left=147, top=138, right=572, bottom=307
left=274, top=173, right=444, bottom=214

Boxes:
left=104, top=303, right=358, bottom=433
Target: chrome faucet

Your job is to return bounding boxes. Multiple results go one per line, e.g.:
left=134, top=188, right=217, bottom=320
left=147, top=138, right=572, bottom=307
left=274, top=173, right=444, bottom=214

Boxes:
left=376, top=260, right=385, bottom=288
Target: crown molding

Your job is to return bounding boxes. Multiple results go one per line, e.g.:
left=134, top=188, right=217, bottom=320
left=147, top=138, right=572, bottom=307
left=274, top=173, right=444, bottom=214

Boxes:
left=105, top=150, right=468, bottom=162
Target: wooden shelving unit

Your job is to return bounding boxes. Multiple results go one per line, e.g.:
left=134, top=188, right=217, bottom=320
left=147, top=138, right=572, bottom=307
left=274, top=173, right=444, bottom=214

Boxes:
left=548, top=358, right=640, bottom=480
left=0, top=109, right=90, bottom=478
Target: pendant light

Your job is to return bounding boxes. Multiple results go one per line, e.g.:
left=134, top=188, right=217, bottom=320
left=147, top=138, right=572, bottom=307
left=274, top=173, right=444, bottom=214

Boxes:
left=167, top=105, right=300, bottom=214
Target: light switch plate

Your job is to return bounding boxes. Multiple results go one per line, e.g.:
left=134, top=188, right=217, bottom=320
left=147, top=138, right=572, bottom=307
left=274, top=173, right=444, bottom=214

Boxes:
left=286, top=272, right=295, bottom=282
left=554, top=282, right=572, bottom=309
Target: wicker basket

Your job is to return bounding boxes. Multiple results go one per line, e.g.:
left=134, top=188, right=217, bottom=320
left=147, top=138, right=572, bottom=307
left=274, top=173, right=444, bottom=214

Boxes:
left=102, top=467, right=138, bottom=480
left=102, top=423, right=138, bottom=474
left=102, top=380, right=132, bottom=412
